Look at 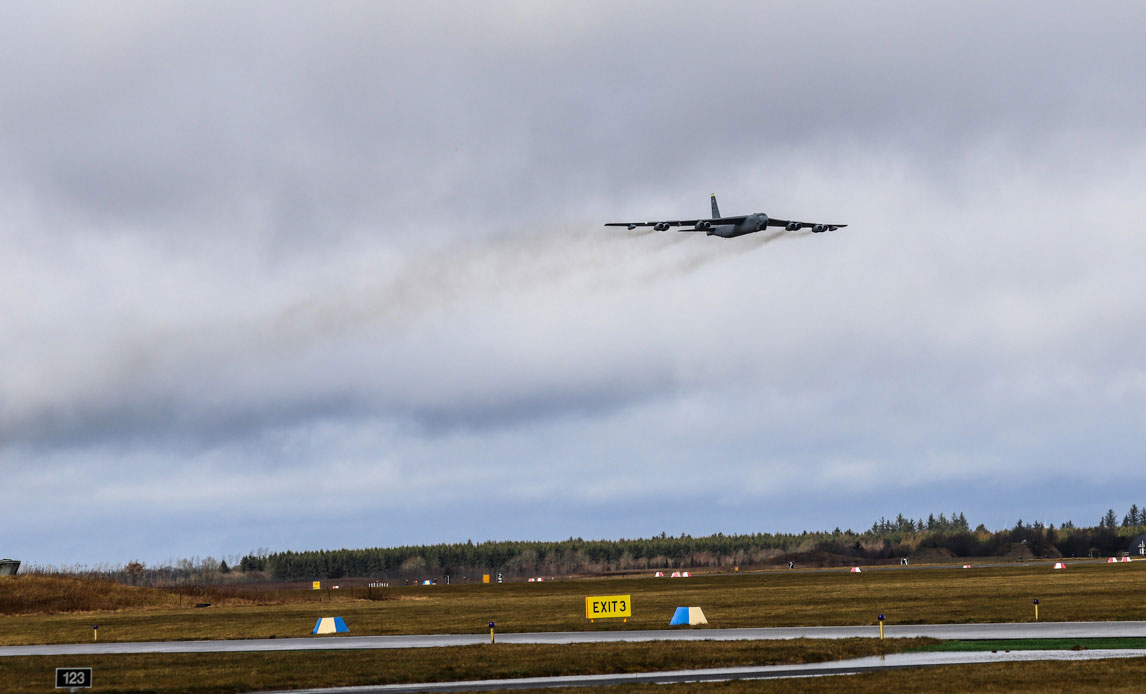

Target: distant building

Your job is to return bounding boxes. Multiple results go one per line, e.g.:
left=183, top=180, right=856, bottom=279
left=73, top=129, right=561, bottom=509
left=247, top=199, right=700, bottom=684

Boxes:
left=1131, top=534, right=1146, bottom=558
left=0, top=559, right=19, bottom=576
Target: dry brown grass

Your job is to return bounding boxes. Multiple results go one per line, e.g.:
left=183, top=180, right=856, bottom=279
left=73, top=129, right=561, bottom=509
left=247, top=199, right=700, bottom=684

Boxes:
left=0, top=638, right=931, bottom=694
left=0, top=576, right=176, bottom=614
left=0, top=575, right=276, bottom=616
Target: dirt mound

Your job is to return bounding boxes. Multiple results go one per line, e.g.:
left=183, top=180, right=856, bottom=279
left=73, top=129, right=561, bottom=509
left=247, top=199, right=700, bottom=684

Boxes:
left=995, top=542, right=1036, bottom=561
left=765, top=550, right=895, bottom=569
left=909, top=547, right=956, bottom=562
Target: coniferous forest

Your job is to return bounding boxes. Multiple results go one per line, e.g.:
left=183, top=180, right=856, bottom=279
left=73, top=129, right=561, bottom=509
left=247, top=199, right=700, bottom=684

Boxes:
left=231, top=507, right=1146, bottom=582
left=25, top=508, right=1144, bottom=585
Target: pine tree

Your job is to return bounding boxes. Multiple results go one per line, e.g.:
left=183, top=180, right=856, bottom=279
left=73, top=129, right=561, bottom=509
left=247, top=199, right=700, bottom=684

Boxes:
left=895, top=513, right=910, bottom=532
left=1102, top=508, right=1118, bottom=528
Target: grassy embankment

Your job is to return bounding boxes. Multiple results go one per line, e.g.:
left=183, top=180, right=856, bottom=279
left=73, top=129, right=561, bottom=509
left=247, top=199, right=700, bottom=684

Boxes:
left=0, top=575, right=271, bottom=614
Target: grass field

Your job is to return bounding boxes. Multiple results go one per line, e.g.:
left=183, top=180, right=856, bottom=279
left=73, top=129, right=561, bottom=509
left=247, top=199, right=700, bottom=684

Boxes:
left=2, top=561, right=1145, bottom=646
left=0, top=638, right=931, bottom=694
left=3, top=562, right=1145, bottom=692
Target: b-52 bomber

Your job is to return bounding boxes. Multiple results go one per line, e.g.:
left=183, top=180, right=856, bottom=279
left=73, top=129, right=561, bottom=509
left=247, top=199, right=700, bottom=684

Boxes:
left=606, top=194, right=847, bottom=239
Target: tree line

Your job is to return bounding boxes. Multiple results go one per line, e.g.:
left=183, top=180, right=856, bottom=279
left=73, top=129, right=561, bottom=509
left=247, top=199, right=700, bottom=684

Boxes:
left=26, top=507, right=1145, bottom=585
left=1101, top=504, right=1144, bottom=528
left=234, top=507, right=1145, bottom=581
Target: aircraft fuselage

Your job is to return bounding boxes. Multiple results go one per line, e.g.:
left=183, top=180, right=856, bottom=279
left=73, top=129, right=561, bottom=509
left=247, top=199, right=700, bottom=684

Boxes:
left=707, top=212, right=769, bottom=238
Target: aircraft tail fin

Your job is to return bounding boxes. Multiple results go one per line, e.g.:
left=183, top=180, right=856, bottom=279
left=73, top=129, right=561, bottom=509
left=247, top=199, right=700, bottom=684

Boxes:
left=710, top=194, right=720, bottom=219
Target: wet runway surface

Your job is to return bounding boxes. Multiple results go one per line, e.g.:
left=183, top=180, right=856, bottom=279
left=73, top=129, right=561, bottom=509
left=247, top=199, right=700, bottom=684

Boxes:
left=255, top=649, right=1146, bottom=693
left=4, top=621, right=1146, bottom=657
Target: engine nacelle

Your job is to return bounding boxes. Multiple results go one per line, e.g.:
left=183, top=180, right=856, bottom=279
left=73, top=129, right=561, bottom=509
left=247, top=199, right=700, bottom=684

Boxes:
left=812, top=224, right=826, bottom=233
left=654, top=222, right=670, bottom=231
left=786, top=222, right=801, bottom=231
left=828, top=225, right=838, bottom=231
left=627, top=224, right=637, bottom=230
left=695, top=221, right=711, bottom=230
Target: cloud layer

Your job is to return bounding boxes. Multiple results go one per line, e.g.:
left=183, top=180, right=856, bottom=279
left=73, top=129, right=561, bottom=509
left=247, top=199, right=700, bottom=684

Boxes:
left=3, top=2, right=1145, bottom=565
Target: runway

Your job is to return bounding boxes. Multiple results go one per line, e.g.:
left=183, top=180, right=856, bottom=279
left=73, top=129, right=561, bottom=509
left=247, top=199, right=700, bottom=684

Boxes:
left=3, top=621, right=1146, bottom=657
left=254, top=649, right=1146, bottom=693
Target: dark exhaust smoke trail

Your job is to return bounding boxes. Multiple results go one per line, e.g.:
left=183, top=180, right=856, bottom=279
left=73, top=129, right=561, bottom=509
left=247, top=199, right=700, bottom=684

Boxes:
left=272, top=224, right=814, bottom=344
left=744, top=229, right=786, bottom=247
left=650, top=228, right=811, bottom=277
left=273, top=225, right=653, bottom=341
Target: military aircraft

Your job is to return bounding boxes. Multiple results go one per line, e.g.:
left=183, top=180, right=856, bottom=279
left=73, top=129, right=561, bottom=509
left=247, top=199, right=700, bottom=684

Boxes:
left=605, top=194, right=847, bottom=239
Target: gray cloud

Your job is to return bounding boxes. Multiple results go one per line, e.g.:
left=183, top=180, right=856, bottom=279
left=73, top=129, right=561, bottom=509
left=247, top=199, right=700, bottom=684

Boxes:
left=2, top=1, right=1146, bottom=565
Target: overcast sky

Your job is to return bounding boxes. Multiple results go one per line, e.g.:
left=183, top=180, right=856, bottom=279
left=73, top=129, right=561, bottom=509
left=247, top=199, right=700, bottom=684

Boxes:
left=3, top=2, right=1145, bottom=567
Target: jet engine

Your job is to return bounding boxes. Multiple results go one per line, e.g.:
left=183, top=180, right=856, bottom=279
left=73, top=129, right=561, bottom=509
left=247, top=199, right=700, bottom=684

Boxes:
left=654, top=222, right=670, bottom=231
left=786, top=222, right=801, bottom=231
left=695, top=221, right=712, bottom=230
left=812, top=224, right=826, bottom=233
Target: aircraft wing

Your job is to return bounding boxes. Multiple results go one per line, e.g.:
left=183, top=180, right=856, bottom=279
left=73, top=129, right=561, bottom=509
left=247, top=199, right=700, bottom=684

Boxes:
left=604, top=220, right=692, bottom=228
left=767, top=218, right=848, bottom=230
left=605, top=216, right=748, bottom=230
